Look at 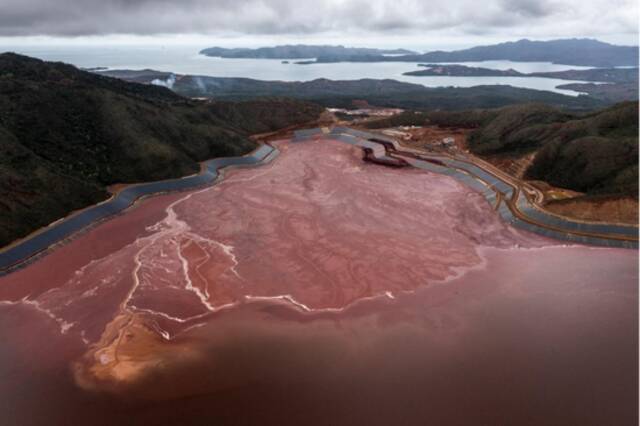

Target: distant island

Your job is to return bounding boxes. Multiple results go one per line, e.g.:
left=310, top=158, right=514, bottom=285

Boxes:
left=403, top=64, right=639, bottom=102
left=199, top=44, right=417, bottom=59
left=406, top=64, right=639, bottom=82
left=405, top=64, right=523, bottom=77
left=290, top=39, right=638, bottom=68
left=97, top=69, right=609, bottom=110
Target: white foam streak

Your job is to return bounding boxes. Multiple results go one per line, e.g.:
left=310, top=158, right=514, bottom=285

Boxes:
left=244, top=294, right=343, bottom=313
left=177, top=243, right=216, bottom=312
left=130, top=306, right=210, bottom=323
left=22, top=298, right=75, bottom=335
left=214, top=241, right=242, bottom=279
left=123, top=191, right=198, bottom=311
left=125, top=186, right=247, bottom=315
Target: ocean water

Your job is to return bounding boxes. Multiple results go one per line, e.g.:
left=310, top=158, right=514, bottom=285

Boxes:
left=2, top=44, right=594, bottom=96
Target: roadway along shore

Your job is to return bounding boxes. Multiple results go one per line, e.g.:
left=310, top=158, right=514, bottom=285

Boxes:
left=0, top=144, right=279, bottom=274
left=294, top=127, right=638, bottom=248
left=1, top=126, right=636, bottom=275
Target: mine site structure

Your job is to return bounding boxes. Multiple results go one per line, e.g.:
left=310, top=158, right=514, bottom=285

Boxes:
left=293, top=127, right=639, bottom=249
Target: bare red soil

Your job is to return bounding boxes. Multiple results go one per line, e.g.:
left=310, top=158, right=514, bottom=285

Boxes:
left=0, top=138, right=637, bottom=425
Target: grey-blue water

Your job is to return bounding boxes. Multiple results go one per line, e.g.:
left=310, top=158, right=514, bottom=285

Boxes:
left=1, top=44, right=595, bottom=96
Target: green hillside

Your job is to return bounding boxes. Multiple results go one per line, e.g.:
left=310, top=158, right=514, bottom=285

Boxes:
left=467, top=102, right=638, bottom=195
left=366, top=101, right=638, bottom=197
left=0, top=53, right=323, bottom=246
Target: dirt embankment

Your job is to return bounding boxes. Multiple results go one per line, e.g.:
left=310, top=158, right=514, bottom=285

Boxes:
left=544, top=195, right=639, bottom=224
left=370, top=122, right=638, bottom=225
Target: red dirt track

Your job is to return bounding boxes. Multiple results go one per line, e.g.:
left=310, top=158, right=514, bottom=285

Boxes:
left=0, top=138, right=637, bottom=425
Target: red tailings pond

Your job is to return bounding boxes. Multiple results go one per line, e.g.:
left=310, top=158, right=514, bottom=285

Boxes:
left=0, top=139, right=637, bottom=425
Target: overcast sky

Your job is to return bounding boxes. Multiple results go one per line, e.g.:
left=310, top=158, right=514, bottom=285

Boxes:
left=0, top=0, right=637, bottom=47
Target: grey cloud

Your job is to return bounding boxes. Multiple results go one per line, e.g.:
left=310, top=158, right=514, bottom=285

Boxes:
left=0, top=0, right=636, bottom=40
left=501, top=0, right=556, bottom=17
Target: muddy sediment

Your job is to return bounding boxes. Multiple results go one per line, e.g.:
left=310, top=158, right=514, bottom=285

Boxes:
left=0, top=139, right=636, bottom=425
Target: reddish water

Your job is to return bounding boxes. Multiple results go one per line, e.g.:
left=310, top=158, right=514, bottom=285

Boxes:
left=0, top=139, right=637, bottom=425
